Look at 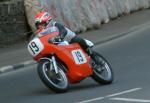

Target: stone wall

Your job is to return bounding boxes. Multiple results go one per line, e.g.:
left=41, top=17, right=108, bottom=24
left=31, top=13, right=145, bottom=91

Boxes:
left=0, top=0, right=29, bottom=45
left=24, top=0, right=150, bottom=33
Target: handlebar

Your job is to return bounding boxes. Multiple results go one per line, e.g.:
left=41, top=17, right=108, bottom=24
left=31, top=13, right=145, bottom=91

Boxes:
left=48, top=37, right=61, bottom=44
left=48, top=36, right=69, bottom=45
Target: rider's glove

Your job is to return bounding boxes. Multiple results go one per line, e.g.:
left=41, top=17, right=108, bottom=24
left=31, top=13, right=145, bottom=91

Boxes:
left=54, top=36, right=62, bottom=42
left=48, top=36, right=62, bottom=43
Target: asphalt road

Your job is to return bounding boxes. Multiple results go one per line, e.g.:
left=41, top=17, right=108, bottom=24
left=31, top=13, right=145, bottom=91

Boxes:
left=1, top=24, right=150, bottom=103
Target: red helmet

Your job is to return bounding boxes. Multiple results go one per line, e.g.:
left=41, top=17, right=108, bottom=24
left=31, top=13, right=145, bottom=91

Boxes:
left=35, top=12, right=52, bottom=29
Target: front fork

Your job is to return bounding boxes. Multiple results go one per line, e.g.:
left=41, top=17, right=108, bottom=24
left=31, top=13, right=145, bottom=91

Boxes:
left=41, top=55, right=59, bottom=74
left=51, top=56, right=59, bottom=74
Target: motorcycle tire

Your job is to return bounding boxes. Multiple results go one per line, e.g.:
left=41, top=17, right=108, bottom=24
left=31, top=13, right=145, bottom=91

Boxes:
left=37, top=59, right=69, bottom=93
left=91, top=51, right=114, bottom=84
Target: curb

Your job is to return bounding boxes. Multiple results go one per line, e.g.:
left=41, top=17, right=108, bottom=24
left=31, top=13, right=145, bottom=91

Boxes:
left=0, top=21, right=150, bottom=75
left=0, top=60, right=36, bottom=74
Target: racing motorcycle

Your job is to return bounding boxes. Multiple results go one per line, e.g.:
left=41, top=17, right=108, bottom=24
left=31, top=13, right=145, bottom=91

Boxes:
left=28, top=27, right=113, bottom=93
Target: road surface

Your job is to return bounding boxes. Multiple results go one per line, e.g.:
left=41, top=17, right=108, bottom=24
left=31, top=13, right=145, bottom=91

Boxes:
left=1, top=21, right=150, bottom=103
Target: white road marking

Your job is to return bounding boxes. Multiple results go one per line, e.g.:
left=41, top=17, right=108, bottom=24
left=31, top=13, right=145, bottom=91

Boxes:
left=106, top=88, right=142, bottom=97
left=77, top=97, right=105, bottom=103
left=77, top=87, right=142, bottom=103
left=0, top=66, right=13, bottom=72
left=110, top=98, right=150, bottom=103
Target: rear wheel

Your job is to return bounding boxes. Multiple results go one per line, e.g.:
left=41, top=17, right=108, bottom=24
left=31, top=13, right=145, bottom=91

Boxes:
left=91, top=52, right=114, bottom=84
left=37, top=59, right=69, bottom=93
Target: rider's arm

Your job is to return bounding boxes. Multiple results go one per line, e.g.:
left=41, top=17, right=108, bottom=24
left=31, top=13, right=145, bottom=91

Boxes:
left=54, top=23, right=67, bottom=39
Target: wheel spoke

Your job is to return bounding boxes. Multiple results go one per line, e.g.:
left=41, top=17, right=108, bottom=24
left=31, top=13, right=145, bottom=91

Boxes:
left=42, top=62, right=68, bottom=89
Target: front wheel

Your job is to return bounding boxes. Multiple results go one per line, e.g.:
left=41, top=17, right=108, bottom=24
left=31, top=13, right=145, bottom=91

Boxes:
left=37, top=59, right=69, bottom=93
left=91, top=52, right=114, bottom=84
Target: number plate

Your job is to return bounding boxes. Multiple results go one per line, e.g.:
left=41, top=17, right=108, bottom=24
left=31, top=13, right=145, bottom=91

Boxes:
left=72, top=49, right=87, bottom=65
left=28, top=38, right=44, bottom=57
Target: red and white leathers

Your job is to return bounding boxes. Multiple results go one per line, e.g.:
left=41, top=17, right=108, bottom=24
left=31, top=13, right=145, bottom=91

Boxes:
left=34, top=12, right=89, bottom=51
left=37, top=20, right=76, bottom=43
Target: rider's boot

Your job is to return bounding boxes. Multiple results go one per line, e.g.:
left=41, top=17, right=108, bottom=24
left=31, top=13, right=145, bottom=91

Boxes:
left=70, top=36, right=90, bottom=54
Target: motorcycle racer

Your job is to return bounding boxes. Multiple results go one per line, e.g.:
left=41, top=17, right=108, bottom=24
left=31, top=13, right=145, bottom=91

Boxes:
left=34, top=11, right=89, bottom=52
left=27, top=11, right=113, bottom=93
